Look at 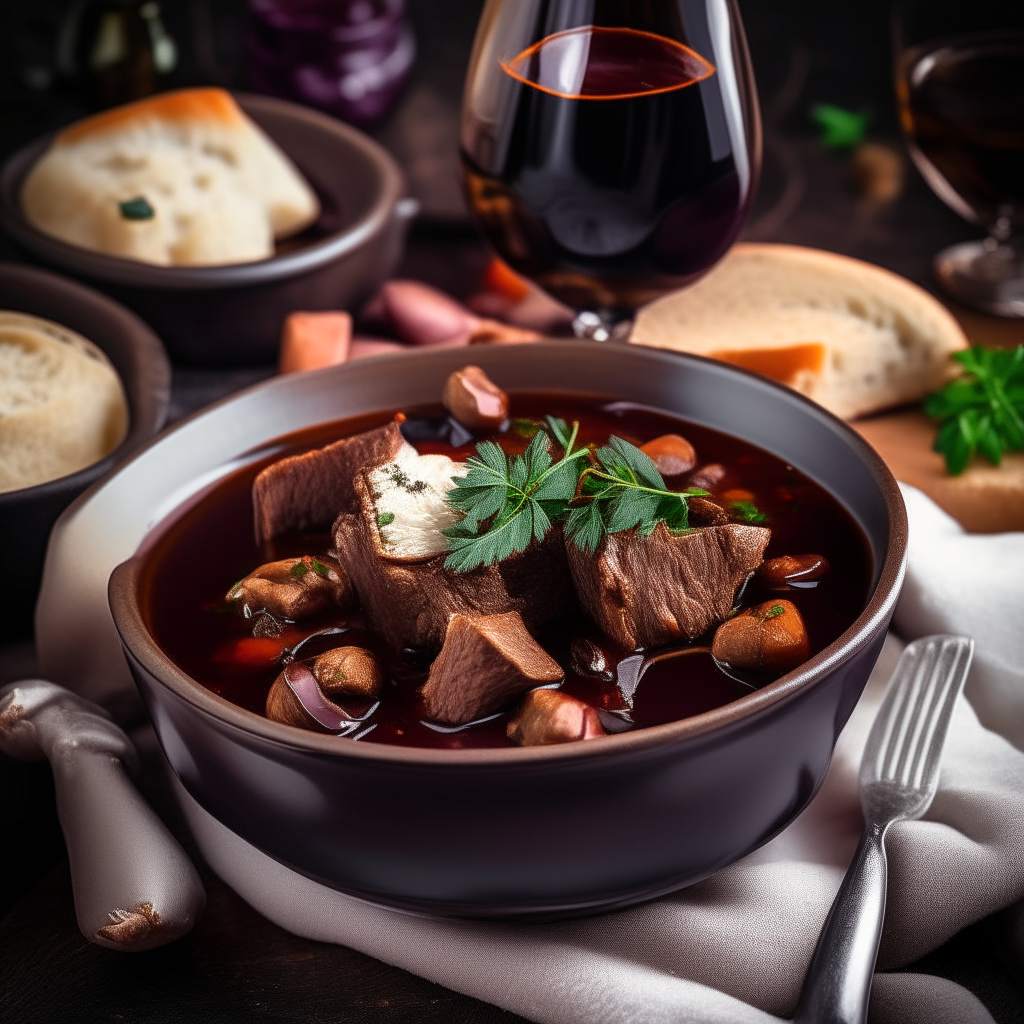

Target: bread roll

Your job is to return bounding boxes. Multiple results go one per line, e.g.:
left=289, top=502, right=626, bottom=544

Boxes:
left=631, top=243, right=969, bottom=420
left=21, top=88, right=320, bottom=267
left=0, top=312, right=128, bottom=493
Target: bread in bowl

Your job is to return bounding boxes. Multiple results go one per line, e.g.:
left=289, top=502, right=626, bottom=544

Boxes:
left=20, top=88, right=320, bottom=267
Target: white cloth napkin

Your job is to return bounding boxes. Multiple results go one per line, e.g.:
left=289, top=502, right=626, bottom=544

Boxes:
left=180, top=484, right=1024, bottom=1024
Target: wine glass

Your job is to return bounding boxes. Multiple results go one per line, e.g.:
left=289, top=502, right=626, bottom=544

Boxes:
left=894, top=1, right=1024, bottom=317
left=460, top=0, right=761, bottom=341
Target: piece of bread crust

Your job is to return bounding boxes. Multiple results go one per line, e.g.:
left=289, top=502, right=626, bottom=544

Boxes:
left=0, top=311, right=128, bottom=492
left=21, top=88, right=320, bottom=267
left=631, top=243, right=969, bottom=420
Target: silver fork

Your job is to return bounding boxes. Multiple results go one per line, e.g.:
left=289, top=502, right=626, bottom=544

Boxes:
left=791, top=634, right=974, bottom=1024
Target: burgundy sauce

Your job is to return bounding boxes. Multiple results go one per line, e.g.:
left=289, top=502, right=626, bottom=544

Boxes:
left=139, top=395, right=872, bottom=750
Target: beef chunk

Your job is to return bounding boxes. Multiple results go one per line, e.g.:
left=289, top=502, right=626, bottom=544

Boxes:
left=567, top=523, right=770, bottom=650
left=507, top=689, right=606, bottom=746
left=687, top=497, right=730, bottom=526
left=712, top=599, right=809, bottom=674
left=420, top=612, right=563, bottom=725
left=331, top=474, right=575, bottom=651
left=252, top=419, right=405, bottom=544
left=227, top=555, right=354, bottom=620
left=266, top=672, right=321, bottom=730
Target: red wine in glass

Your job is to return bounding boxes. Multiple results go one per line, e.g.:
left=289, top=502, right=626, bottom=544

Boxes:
left=461, top=2, right=760, bottom=339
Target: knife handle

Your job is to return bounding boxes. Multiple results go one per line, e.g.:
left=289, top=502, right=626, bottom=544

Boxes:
left=0, top=679, right=205, bottom=951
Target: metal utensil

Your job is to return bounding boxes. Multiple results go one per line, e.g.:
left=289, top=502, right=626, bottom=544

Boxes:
left=792, top=634, right=974, bottom=1024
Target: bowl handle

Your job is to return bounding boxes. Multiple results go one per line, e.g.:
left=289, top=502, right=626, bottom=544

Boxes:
left=0, top=679, right=205, bottom=951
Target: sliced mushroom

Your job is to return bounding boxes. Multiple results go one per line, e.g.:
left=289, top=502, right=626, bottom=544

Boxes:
left=442, top=365, right=509, bottom=432
left=311, top=646, right=384, bottom=699
left=755, top=554, right=831, bottom=590
left=711, top=599, right=809, bottom=675
left=687, top=463, right=727, bottom=492
left=265, top=673, right=319, bottom=730
left=640, top=434, right=697, bottom=477
left=507, top=689, right=606, bottom=746
left=227, top=555, right=354, bottom=620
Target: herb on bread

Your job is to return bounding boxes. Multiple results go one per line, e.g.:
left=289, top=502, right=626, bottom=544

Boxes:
left=924, top=345, right=1024, bottom=475
left=119, top=196, right=155, bottom=220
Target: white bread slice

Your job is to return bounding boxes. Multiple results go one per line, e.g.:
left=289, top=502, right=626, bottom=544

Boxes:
left=0, top=312, right=128, bottom=492
left=631, top=243, right=969, bottom=420
left=20, top=88, right=320, bottom=267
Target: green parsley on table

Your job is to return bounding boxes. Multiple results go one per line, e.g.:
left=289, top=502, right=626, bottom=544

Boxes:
left=923, top=345, right=1024, bottom=475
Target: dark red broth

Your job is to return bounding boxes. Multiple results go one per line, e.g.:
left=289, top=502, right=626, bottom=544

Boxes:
left=139, top=395, right=872, bottom=749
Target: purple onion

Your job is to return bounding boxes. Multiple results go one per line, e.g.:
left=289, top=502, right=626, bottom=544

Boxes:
left=246, top=0, right=414, bottom=126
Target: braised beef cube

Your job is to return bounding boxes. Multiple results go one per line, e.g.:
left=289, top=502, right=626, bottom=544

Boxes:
left=687, top=497, right=730, bottom=526
left=420, top=612, right=563, bottom=725
left=252, top=419, right=405, bottom=543
left=227, top=555, right=354, bottom=620
left=755, top=554, right=830, bottom=590
left=331, top=474, right=575, bottom=651
left=507, top=689, right=606, bottom=746
left=567, top=523, right=770, bottom=650
left=312, top=646, right=384, bottom=699
left=711, top=599, right=809, bottom=674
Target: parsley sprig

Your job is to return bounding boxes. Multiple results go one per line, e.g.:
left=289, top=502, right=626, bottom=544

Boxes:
left=924, top=345, right=1024, bottom=475
left=442, top=418, right=709, bottom=571
left=441, top=417, right=589, bottom=572
left=564, top=437, right=708, bottom=552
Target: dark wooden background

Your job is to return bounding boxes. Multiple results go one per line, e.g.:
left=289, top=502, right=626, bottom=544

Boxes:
left=1, top=2, right=1022, bottom=1021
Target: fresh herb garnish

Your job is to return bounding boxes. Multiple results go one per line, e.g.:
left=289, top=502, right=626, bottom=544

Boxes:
left=441, top=417, right=589, bottom=572
left=564, top=437, right=709, bottom=552
left=811, top=104, right=869, bottom=150
left=923, top=345, right=1024, bottom=475
left=119, top=196, right=155, bottom=220
left=377, top=512, right=395, bottom=527
left=442, top=419, right=709, bottom=570
left=509, top=418, right=543, bottom=439
left=309, top=558, right=331, bottom=579
left=729, top=499, right=768, bottom=525
left=765, top=605, right=785, bottom=620
left=289, top=561, right=309, bottom=579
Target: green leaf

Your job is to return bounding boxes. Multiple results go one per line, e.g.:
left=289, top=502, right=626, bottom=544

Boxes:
left=289, top=561, right=309, bottom=578
left=811, top=104, right=870, bottom=150
left=565, top=501, right=605, bottom=552
left=606, top=435, right=666, bottom=490
left=119, top=196, right=155, bottom=220
left=729, top=500, right=768, bottom=525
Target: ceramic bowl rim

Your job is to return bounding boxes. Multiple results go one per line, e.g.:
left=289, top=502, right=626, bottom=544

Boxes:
left=0, top=92, right=407, bottom=292
left=107, top=342, right=907, bottom=768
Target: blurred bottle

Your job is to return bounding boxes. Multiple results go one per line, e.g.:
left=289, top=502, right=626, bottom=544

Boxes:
left=246, top=0, right=415, bottom=127
left=58, top=0, right=178, bottom=109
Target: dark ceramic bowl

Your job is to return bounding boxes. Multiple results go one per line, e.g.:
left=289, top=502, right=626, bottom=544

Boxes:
left=0, top=262, right=169, bottom=641
left=106, top=342, right=906, bottom=918
left=0, top=93, right=413, bottom=367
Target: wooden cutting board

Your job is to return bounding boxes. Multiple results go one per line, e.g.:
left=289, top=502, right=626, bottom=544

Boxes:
left=852, top=304, right=1024, bottom=534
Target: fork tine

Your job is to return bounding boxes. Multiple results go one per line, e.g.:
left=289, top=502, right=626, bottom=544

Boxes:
left=863, top=635, right=973, bottom=798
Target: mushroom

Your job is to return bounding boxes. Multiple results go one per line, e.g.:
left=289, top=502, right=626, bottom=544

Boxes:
left=227, top=554, right=354, bottom=620
left=687, top=463, right=727, bottom=491
left=442, top=365, right=509, bottom=432
left=507, top=689, right=606, bottom=746
left=311, top=646, right=384, bottom=699
left=639, top=434, right=697, bottom=477
left=755, top=554, right=830, bottom=590
left=711, top=599, right=810, bottom=674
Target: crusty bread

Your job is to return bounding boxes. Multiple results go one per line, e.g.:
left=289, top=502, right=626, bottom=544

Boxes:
left=0, top=312, right=128, bottom=492
left=21, top=88, right=320, bottom=267
left=854, top=409, right=1024, bottom=534
left=631, top=243, right=969, bottom=420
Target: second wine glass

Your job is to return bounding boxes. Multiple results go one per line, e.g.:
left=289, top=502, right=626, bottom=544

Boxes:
left=460, top=0, right=761, bottom=340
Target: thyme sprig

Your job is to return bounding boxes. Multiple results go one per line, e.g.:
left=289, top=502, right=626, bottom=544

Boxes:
left=442, top=418, right=709, bottom=571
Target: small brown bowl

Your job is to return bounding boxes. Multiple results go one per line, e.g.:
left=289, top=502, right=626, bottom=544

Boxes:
left=0, top=94, right=413, bottom=367
left=0, top=262, right=169, bottom=640
left=92, top=342, right=907, bottom=918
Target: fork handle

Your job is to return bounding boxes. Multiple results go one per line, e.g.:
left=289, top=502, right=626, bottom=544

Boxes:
left=792, top=821, right=889, bottom=1024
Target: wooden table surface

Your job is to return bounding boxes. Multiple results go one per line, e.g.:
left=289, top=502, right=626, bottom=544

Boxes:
left=2, top=2, right=1024, bottom=1022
